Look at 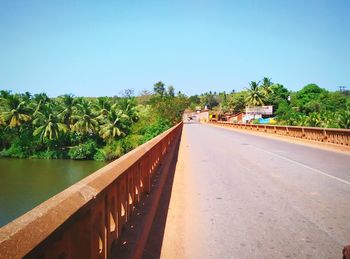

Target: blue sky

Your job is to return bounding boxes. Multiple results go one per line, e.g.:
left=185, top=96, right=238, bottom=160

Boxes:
left=0, top=0, right=349, bottom=97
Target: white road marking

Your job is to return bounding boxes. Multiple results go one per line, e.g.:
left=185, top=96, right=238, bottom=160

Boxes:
left=253, top=146, right=350, bottom=186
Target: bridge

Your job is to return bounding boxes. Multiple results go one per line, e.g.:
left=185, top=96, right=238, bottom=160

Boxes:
left=1, top=122, right=350, bottom=258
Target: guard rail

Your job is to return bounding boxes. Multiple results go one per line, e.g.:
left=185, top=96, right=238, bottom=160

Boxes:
left=210, top=121, right=350, bottom=146
left=0, top=122, right=183, bottom=258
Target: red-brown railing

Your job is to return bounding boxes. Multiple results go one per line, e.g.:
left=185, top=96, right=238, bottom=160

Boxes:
left=0, top=122, right=183, bottom=259
left=210, top=121, right=350, bottom=146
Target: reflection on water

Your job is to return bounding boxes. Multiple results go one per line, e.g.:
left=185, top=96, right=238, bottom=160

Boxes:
left=0, top=158, right=106, bottom=227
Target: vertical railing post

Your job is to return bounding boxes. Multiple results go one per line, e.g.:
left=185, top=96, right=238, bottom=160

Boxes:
left=0, top=122, right=183, bottom=258
left=142, top=152, right=151, bottom=194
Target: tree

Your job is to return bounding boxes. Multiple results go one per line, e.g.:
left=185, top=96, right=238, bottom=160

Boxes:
left=337, top=106, right=350, bottom=129
left=219, top=92, right=229, bottom=113
left=261, top=77, right=273, bottom=96
left=0, top=90, right=12, bottom=100
left=199, top=92, right=219, bottom=109
left=33, top=113, right=67, bottom=142
left=154, top=81, right=165, bottom=97
left=188, top=95, right=200, bottom=105
left=294, top=84, right=327, bottom=114
left=264, top=83, right=290, bottom=115
left=320, top=91, right=347, bottom=112
left=305, top=112, right=323, bottom=127
left=228, top=91, right=248, bottom=113
left=0, top=88, right=190, bottom=160
left=167, top=85, right=175, bottom=97
left=121, top=89, right=134, bottom=98
left=245, top=81, right=265, bottom=106
left=122, top=98, right=139, bottom=125
left=58, top=94, right=76, bottom=127
left=94, top=97, right=112, bottom=119
left=0, top=94, right=31, bottom=128
left=99, top=104, right=129, bottom=143
left=71, top=99, right=99, bottom=135
left=33, top=93, right=50, bottom=106
left=150, top=85, right=189, bottom=124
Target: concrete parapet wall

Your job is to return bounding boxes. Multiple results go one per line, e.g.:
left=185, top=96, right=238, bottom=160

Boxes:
left=0, top=122, right=183, bottom=259
left=210, top=121, right=350, bottom=146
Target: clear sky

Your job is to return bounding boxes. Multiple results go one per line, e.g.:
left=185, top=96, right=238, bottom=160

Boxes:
left=0, top=0, right=349, bottom=97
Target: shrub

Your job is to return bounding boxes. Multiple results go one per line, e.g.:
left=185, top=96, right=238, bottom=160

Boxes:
left=0, top=143, right=28, bottom=158
left=121, top=134, right=143, bottom=153
left=93, top=141, right=124, bottom=161
left=68, top=140, right=97, bottom=160
left=30, top=150, right=67, bottom=159
left=0, top=130, right=38, bottom=158
left=142, top=118, right=171, bottom=142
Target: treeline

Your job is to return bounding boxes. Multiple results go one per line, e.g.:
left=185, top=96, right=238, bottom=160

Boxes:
left=0, top=82, right=188, bottom=160
left=1, top=78, right=349, bottom=161
left=188, top=77, right=350, bottom=128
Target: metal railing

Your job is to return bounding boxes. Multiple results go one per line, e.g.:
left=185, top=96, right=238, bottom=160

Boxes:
left=210, top=121, right=350, bottom=146
left=0, top=122, right=183, bottom=259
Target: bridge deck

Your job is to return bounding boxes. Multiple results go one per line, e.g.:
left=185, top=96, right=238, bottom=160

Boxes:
left=160, top=122, right=350, bottom=258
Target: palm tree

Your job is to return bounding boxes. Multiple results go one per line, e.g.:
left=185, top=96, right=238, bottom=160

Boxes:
left=337, top=108, right=350, bottom=129
left=245, top=81, right=265, bottom=106
left=261, top=77, right=274, bottom=96
left=0, top=94, right=31, bottom=128
left=99, top=104, right=129, bottom=143
left=94, top=97, right=111, bottom=119
left=33, top=93, right=50, bottom=106
left=71, top=99, right=99, bottom=135
left=305, top=112, right=322, bottom=127
left=58, top=94, right=75, bottom=127
left=121, top=98, right=139, bottom=124
left=0, top=90, right=11, bottom=99
left=33, top=113, right=68, bottom=142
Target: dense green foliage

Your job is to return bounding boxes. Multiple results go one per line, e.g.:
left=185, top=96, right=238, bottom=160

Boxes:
left=0, top=83, right=188, bottom=160
left=1, top=78, right=349, bottom=161
left=186, top=78, right=350, bottom=128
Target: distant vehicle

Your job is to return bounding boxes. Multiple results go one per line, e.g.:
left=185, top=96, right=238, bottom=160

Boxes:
left=209, top=114, right=218, bottom=121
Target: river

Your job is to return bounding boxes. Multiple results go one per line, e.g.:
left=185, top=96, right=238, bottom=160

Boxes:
left=0, top=158, right=106, bottom=227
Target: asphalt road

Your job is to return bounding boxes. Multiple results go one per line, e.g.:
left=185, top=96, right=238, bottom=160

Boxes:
left=160, top=122, right=350, bottom=259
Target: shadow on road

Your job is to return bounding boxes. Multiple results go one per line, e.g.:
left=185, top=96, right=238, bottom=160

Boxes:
left=111, top=135, right=180, bottom=259
left=141, top=140, right=180, bottom=259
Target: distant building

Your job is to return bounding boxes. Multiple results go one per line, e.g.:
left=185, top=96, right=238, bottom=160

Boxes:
left=245, top=106, right=273, bottom=116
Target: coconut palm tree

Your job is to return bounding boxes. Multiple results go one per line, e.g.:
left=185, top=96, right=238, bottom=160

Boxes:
left=120, top=98, right=139, bottom=124
left=337, top=108, right=350, bottom=129
left=94, top=97, right=112, bottom=119
left=33, top=93, right=50, bottom=106
left=245, top=81, right=265, bottom=106
left=32, top=100, right=68, bottom=140
left=261, top=77, right=274, bottom=96
left=58, top=94, right=76, bottom=127
left=71, top=99, right=99, bottom=135
left=0, top=94, right=32, bottom=128
left=305, top=112, right=322, bottom=127
left=33, top=113, right=68, bottom=142
left=99, top=104, right=129, bottom=143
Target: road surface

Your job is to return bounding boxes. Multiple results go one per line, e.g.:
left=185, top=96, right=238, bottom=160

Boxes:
left=160, top=122, right=350, bottom=258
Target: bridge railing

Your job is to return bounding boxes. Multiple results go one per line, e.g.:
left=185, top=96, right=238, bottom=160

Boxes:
left=210, top=121, right=350, bottom=146
left=0, top=122, right=183, bottom=259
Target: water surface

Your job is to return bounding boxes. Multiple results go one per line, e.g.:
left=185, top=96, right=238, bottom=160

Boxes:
left=0, top=158, right=106, bottom=227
